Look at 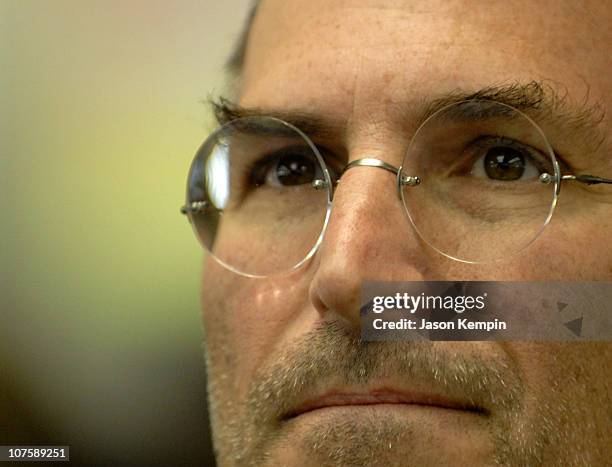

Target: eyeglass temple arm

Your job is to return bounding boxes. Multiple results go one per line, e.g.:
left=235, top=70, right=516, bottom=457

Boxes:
left=562, top=174, right=612, bottom=185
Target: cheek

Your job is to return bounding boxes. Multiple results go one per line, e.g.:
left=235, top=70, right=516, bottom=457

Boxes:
left=201, top=256, right=313, bottom=394
left=528, top=215, right=612, bottom=279
left=453, top=211, right=612, bottom=281
left=506, top=342, right=611, bottom=422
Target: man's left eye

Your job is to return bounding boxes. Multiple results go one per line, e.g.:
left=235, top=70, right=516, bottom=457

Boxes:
left=469, top=138, right=542, bottom=181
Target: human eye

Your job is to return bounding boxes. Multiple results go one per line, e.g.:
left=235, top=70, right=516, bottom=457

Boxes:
left=465, top=136, right=550, bottom=182
left=249, top=145, right=337, bottom=189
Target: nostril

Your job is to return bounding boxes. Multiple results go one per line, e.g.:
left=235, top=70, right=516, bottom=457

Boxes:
left=309, top=284, right=330, bottom=316
left=308, top=265, right=364, bottom=329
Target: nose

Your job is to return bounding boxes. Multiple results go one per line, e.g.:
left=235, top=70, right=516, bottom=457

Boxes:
left=308, top=158, right=433, bottom=329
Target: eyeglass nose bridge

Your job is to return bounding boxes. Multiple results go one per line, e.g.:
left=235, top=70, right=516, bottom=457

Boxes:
left=332, top=157, right=421, bottom=199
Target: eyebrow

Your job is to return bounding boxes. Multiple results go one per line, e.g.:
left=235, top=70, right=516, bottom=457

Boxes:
left=209, top=81, right=608, bottom=154
left=210, top=96, right=343, bottom=139
left=421, top=82, right=607, bottom=151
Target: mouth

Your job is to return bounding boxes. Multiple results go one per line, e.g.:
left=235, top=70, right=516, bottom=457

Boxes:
left=283, top=387, right=488, bottom=420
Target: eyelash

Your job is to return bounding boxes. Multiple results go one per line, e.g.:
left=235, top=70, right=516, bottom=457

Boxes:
left=468, top=136, right=552, bottom=172
left=247, top=145, right=340, bottom=187
left=248, top=137, right=555, bottom=187
left=249, top=146, right=313, bottom=186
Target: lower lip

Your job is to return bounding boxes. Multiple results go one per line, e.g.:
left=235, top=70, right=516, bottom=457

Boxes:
left=288, top=402, right=485, bottom=421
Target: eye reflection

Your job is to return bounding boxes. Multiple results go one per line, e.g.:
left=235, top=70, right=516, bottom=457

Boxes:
left=484, top=147, right=526, bottom=180
left=266, top=152, right=317, bottom=187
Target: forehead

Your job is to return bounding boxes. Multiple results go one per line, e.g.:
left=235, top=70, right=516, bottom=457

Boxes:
left=240, top=0, right=611, bottom=119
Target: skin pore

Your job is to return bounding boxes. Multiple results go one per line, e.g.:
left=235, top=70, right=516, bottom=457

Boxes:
left=201, top=1, right=612, bottom=466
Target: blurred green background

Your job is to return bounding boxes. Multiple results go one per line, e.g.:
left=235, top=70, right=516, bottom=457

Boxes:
left=1, top=1, right=251, bottom=464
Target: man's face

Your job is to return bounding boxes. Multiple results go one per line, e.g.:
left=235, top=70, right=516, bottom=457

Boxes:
left=201, top=1, right=611, bottom=465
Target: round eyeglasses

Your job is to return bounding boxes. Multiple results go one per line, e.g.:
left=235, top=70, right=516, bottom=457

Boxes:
left=181, top=99, right=612, bottom=277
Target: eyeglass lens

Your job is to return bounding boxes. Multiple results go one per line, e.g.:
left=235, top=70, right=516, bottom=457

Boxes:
left=400, top=100, right=559, bottom=263
left=185, top=116, right=331, bottom=277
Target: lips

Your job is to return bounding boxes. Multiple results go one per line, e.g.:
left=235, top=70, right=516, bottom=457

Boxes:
left=284, top=387, right=486, bottom=420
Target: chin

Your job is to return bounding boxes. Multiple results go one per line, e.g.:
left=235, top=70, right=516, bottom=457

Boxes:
left=253, top=405, right=495, bottom=467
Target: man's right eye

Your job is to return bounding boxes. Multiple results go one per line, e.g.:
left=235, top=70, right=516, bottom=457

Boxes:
left=250, top=146, right=331, bottom=188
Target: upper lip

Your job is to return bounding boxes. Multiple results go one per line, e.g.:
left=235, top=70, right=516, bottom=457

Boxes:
left=284, top=386, right=487, bottom=419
